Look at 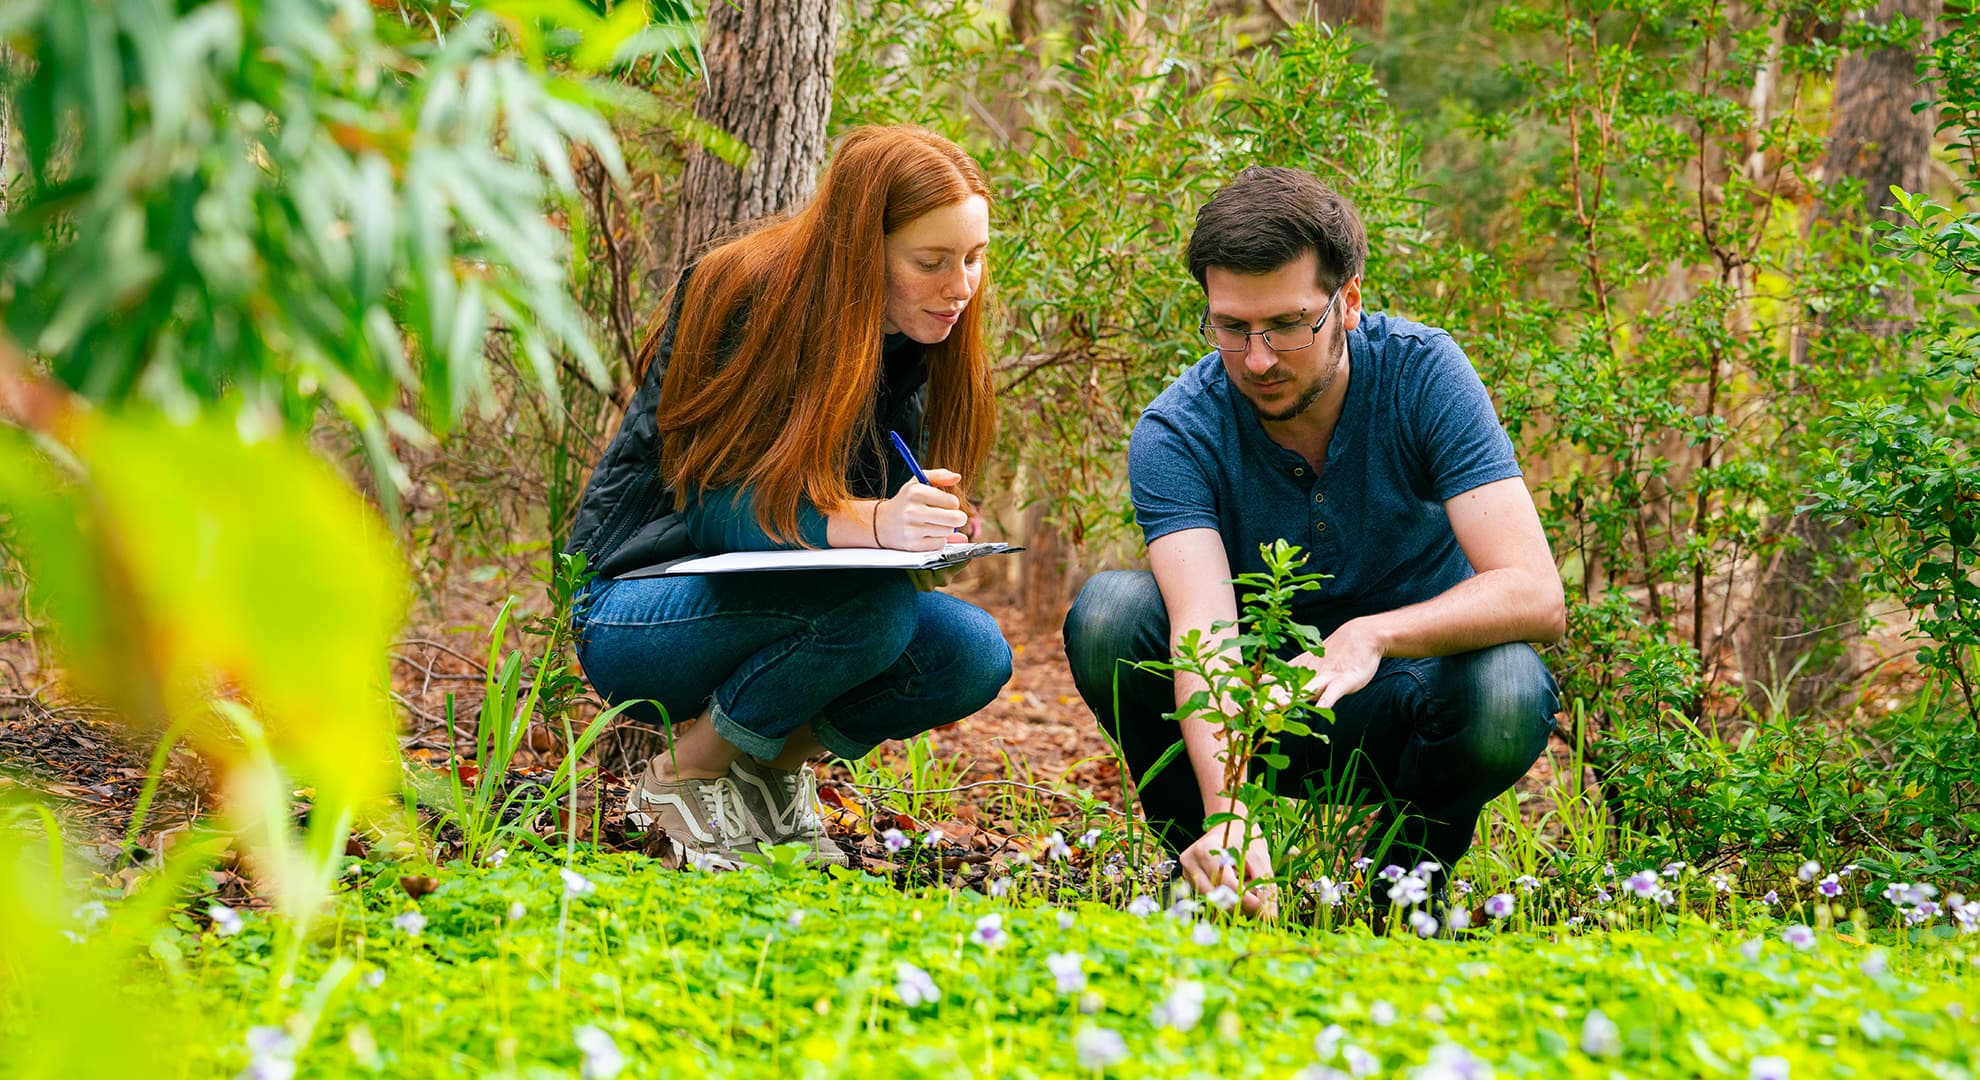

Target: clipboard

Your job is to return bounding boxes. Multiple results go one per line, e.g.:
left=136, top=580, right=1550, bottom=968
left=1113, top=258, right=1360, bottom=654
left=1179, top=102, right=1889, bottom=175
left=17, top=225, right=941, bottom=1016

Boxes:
left=619, top=542, right=1022, bottom=578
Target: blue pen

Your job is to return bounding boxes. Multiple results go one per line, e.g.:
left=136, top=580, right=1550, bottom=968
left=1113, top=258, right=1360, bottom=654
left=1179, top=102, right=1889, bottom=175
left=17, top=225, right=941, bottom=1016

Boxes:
left=887, top=429, right=931, bottom=485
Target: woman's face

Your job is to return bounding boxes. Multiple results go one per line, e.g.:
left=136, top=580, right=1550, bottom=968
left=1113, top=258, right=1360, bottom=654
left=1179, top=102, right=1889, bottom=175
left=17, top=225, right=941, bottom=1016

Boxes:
left=881, top=195, right=990, bottom=344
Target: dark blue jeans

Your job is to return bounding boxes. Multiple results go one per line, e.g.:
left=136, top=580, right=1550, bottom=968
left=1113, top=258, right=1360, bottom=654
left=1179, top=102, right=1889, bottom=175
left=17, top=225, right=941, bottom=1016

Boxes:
left=1062, top=569, right=1558, bottom=877
left=574, top=570, right=1012, bottom=760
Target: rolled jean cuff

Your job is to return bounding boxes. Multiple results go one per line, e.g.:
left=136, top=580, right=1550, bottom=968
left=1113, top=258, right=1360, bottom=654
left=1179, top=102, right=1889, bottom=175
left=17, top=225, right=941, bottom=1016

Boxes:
left=810, top=715, right=878, bottom=761
left=707, top=700, right=785, bottom=761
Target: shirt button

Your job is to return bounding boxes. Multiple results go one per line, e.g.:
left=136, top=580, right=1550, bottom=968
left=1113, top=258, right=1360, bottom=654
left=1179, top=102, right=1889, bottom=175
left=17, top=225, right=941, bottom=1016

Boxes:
left=1313, top=492, right=1325, bottom=504
left=1316, top=522, right=1328, bottom=531
left=1294, top=467, right=1305, bottom=477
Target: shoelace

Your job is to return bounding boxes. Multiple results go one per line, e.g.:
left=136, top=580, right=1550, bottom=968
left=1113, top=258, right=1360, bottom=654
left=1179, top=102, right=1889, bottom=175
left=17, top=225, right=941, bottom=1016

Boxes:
left=788, top=767, right=825, bottom=836
left=694, top=778, right=751, bottom=843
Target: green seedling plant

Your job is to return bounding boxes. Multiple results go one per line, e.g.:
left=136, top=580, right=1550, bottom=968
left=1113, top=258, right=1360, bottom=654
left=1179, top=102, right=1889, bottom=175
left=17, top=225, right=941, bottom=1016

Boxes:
left=420, top=555, right=633, bottom=867
left=1143, top=541, right=1330, bottom=897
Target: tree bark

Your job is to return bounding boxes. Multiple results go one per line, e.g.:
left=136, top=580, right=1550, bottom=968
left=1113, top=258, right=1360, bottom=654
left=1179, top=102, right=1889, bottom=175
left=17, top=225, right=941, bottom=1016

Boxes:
left=1745, top=0, right=1938, bottom=716
left=667, top=0, right=837, bottom=277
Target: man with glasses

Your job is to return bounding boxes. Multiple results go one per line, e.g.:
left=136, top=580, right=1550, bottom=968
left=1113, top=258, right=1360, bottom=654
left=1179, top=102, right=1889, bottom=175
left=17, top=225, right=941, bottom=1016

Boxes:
left=1063, top=167, right=1565, bottom=923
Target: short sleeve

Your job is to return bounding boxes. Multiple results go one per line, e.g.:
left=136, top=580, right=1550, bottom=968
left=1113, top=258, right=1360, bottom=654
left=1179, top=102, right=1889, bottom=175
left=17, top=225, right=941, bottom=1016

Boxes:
left=683, top=485, right=831, bottom=552
left=1129, top=409, right=1222, bottom=545
left=1410, top=336, right=1522, bottom=501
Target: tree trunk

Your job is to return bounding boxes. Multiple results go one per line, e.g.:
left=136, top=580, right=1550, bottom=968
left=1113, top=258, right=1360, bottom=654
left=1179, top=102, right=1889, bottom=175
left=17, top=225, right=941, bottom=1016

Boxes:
left=1309, top=0, right=1386, bottom=32
left=1745, top=0, right=1938, bottom=717
left=606, top=0, right=836, bottom=773
left=667, top=0, right=836, bottom=277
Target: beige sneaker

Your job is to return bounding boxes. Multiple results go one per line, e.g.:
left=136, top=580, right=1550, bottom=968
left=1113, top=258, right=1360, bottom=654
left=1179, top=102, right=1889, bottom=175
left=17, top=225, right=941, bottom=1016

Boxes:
left=728, top=757, right=849, bottom=866
left=623, top=763, right=761, bottom=871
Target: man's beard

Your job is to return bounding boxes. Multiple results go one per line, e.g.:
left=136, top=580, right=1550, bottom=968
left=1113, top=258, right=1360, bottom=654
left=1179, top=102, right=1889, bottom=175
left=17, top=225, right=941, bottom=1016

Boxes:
left=1246, top=331, right=1345, bottom=423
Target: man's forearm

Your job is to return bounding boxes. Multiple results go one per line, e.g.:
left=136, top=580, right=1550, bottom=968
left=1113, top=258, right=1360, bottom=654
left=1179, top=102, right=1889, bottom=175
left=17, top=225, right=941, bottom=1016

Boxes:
left=1343, top=566, right=1564, bottom=659
left=1172, top=668, right=1243, bottom=819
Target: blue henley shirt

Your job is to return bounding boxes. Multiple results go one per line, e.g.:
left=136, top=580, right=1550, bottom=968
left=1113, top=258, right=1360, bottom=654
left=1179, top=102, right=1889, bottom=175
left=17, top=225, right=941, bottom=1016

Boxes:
left=1128, top=311, right=1522, bottom=637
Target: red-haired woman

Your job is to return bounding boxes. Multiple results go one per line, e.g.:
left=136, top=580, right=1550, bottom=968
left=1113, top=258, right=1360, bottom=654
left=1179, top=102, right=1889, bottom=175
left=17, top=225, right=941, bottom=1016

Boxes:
left=566, top=126, right=1012, bottom=867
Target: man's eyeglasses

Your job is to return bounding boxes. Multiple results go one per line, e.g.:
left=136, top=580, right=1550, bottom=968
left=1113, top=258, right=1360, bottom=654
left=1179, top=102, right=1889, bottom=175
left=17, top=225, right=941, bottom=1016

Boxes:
left=1198, top=286, right=1343, bottom=356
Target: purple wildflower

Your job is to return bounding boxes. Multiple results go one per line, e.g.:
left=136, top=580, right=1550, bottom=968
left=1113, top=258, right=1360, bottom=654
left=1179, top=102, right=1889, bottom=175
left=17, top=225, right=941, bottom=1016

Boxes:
left=1763, top=890, right=1779, bottom=906
left=392, top=910, right=426, bottom=937
left=1351, top=856, right=1374, bottom=872
left=895, top=962, right=938, bottom=1007
left=1389, top=875, right=1430, bottom=907
left=560, top=868, right=594, bottom=898
left=1817, top=875, right=1842, bottom=898
left=1046, top=951, right=1086, bottom=994
left=1484, top=893, right=1515, bottom=920
left=209, top=903, right=244, bottom=937
left=1205, top=884, right=1240, bottom=911
left=1409, top=910, right=1440, bottom=938
left=1152, top=980, right=1206, bottom=1032
left=1046, top=831, right=1072, bottom=862
left=1781, top=924, right=1816, bottom=950
left=1625, top=869, right=1660, bottom=898
left=1796, top=860, right=1820, bottom=883
left=1074, top=1027, right=1129, bottom=1070
left=1514, top=875, right=1541, bottom=893
left=1192, top=922, right=1221, bottom=946
left=971, top=913, right=1007, bottom=948
left=1749, top=1055, right=1790, bottom=1080
left=1126, top=895, right=1158, bottom=917
left=1581, top=1008, right=1621, bottom=1058
left=881, top=828, right=910, bottom=853
left=1380, top=864, right=1407, bottom=883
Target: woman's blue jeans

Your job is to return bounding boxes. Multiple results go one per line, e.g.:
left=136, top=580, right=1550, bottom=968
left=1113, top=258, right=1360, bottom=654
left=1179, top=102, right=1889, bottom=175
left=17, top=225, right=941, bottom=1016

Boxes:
left=574, top=570, right=1013, bottom=761
left=1063, top=569, right=1559, bottom=879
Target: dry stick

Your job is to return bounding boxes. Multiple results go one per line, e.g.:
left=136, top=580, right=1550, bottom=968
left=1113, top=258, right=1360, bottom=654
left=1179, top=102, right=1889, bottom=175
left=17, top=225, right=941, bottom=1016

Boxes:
left=392, top=638, right=490, bottom=673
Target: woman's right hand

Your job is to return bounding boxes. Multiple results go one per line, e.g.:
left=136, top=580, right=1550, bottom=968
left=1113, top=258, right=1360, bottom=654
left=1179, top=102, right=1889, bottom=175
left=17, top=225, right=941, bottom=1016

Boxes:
left=874, top=469, right=968, bottom=550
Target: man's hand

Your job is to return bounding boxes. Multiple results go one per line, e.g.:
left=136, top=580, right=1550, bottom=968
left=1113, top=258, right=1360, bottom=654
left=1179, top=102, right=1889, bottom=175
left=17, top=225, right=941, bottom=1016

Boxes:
left=1178, top=814, right=1279, bottom=920
left=1293, top=619, right=1386, bottom=710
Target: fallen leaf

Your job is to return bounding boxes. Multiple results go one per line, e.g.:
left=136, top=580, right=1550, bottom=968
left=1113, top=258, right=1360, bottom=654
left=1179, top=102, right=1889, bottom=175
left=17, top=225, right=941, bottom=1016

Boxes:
left=398, top=875, right=439, bottom=898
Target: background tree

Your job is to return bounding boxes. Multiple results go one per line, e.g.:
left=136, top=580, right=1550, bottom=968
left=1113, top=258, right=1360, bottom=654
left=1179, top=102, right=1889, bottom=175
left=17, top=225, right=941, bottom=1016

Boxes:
left=1746, top=0, right=1940, bottom=714
left=669, top=0, right=837, bottom=275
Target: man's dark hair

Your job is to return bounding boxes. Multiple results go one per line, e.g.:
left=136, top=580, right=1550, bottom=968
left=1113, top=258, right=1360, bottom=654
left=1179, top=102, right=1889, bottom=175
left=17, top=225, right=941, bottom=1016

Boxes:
left=1186, top=167, right=1367, bottom=291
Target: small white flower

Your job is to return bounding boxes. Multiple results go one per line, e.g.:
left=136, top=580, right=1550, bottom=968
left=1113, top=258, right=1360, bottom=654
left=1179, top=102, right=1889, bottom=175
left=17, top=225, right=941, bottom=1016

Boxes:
left=787, top=909, right=805, bottom=928
left=392, top=910, right=426, bottom=937
left=1446, top=907, right=1471, bottom=931
left=1212, top=850, right=1237, bottom=871
left=1653, top=888, right=1675, bottom=906
left=1057, top=909, right=1076, bottom=931
left=1414, top=1043, right=1493, bottom=1079
left=1749, top=1055, right=1790, bottom=1080
left=1663, top=861, right=1687, bottom=875
left=506, top=900, right=526, bottom=922
left=209, top=903, right=244, bottom=936
left=895, top=962, right=938, bottom=1007
left=1351, top=856, right=1374, bottom=871
left=1452, top=879, right=1473, bottom=896
left=1152, top=980, right=1206, bottom=1032
left=988, top=876, right=1013, bottom=898
left=1580, top=1008, right=1620, bottom=1057
left=1514, top=875, right=1541, bottom=892
left=1369, top=1000, right=1398, bottom=1026
left=243, top=1025, right=296, bottom=1080
left=1594, top=887, right=1613, bottom=904
left=1046, top=831, right=1073, bottom=861
left=923, top=828, right=945, bottom=848
left=74, top=901, right=109, bottom=931
left=881, top=828, right=910, bottom=853
left=574, top=1025, right=624, bottom=1080
left=1763, top=889, right=1779, bottom=905
left=1409, top=910, right=1440, bottom=938
left=1343, top=1045, right=1380, bottom=1077
left=1205, top=884, right=1240, bottom=911
left=1625, top=869, right=1660, bottom=898
left=1079, top=828, right=1103, bottom=848
left=1126, top=895, right=1159, bottom=917
left=1074, top=1026, right=1129, bottom=1070
left=1739, top=938, right=1763, bottom=961
left=1710, top=873, right=1734, bottom=894
left=1484, top=893, right=1515, bottom=920
left=1309, top=877, right=1344, bottom=907
left=1046, top=951, right=1086, bottom=994
left=1781, top=924, right=1816, bottom=950
left=1315, top=1023, right=1348, bottom=1059
left=1416, top=860, right=1442, bottom=876
left=1380, top=864, right=1407, bottom=883
left=1388, top=875, right=1430, bottom=907
left=363, top=968, right=386, bottom=989
left=488, top=848, right=508, bottom=868
left=1192, top=922, right=1220, bottom=946
left=1797, top=860, right=1821, bottom=883
left=560, top=868, right=594, bottom=898
left=1861, top=950, right=1890, bottom=979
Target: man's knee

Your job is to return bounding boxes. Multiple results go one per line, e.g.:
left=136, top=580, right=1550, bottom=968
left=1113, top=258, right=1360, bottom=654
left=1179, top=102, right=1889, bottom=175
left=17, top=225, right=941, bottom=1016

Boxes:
left=1063, top=570, right=1166, bottom=687
left=1443, top=642, right=1558, bottom=774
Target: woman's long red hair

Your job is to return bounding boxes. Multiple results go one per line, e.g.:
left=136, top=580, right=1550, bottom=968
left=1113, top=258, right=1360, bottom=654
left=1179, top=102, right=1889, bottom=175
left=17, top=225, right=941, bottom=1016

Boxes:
left=641, top=126, right=997, bottom=543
